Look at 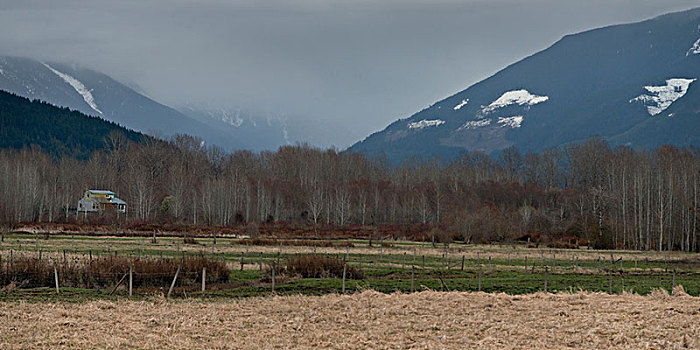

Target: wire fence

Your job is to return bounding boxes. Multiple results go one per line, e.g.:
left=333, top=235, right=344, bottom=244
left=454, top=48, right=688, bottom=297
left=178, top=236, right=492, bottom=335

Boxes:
left=0, top=246, right=693, bottom=298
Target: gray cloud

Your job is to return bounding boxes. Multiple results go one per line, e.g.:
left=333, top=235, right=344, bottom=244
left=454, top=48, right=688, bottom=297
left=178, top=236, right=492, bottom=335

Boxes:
left=0, top=0, right=699, bottom=148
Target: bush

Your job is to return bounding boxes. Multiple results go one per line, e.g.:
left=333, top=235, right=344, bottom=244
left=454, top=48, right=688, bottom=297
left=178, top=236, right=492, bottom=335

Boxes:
left=183, top=236, right=201, bottom=245
left=286, top=254, right=364, bottom=279
left=0, top=255, right=229, bottom=289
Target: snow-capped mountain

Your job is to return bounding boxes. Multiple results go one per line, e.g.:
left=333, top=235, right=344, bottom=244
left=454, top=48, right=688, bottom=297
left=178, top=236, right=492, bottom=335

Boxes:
left=179, top=104, right=360, bottom=151
left=348, top=7, right=700, bottom=161
left=0, top=56, right=357, bottom=151
left=0, top=56, right=244, bottom=150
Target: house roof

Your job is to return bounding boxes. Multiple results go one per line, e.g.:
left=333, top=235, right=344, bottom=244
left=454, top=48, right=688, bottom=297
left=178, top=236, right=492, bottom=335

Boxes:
left=110, top=198, right=127, bottom=205
left=88, top=190, right=115, bottom=195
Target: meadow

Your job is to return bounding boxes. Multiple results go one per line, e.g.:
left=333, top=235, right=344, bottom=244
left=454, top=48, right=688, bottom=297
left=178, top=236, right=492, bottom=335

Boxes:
left=1, top=231, right=698, bottom=301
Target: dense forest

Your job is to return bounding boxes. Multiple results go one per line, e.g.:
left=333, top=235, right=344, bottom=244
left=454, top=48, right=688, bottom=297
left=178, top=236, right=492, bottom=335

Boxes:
left=0, top=91, right=148, bottom=159
left=0, top=132, right=698, bottom=252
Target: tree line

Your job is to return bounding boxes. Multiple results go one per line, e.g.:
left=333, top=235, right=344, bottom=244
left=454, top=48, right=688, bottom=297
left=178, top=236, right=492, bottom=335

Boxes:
left=0, top=133, right=698, bottom=252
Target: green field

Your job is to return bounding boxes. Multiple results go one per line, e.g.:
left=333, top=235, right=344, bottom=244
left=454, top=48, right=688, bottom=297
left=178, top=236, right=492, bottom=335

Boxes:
left=1, top=232, right=698, bottom=301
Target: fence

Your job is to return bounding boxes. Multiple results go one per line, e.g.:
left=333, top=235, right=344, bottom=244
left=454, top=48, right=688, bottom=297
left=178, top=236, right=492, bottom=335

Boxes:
left=0, top=243, right=693, bottom=298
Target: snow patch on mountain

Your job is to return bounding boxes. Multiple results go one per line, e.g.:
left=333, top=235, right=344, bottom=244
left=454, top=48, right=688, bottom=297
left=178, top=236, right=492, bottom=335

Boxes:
left=459, top=119, right=491, bottom=130
left=497, top=116, right=524, bottom=128
left=0, top=67, right=4, bottom=75
left=453, top=99, right=469, bottom=110
left=482, top=90, right=548, bottom=114
left=209, top=108, right=244, bottom=127
left=630, top=78, right=696, bottom=116
left=687, top=38, right=700, bottom=56
left=408, top=119, right=445, bottom=129
left=42, top=63, right=102, bottom=115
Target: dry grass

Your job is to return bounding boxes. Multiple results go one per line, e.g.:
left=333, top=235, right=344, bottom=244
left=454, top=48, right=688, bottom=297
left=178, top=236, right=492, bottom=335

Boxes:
left=0, top=288, right=698, bottom=349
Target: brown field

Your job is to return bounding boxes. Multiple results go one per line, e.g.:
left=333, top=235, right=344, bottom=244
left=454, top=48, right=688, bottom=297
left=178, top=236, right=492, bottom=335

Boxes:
left=1, top=288, right=698, bottom=349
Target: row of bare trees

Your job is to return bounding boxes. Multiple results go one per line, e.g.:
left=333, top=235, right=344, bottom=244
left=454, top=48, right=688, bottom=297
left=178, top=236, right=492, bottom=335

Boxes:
left=0, top=134, right=698, bottom=251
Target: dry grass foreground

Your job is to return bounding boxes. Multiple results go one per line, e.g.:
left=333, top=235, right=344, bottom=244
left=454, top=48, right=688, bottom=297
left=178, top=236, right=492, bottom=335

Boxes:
left=1, top=289, right=699, bottom=349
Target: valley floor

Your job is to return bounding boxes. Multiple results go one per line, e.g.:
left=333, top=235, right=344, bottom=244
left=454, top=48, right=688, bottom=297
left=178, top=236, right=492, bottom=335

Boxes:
left=0, top=289, right=698, bottom=349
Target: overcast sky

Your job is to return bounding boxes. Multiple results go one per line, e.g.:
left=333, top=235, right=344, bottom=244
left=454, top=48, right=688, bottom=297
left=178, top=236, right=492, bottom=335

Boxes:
left=1, top=0, right=699, bottom=147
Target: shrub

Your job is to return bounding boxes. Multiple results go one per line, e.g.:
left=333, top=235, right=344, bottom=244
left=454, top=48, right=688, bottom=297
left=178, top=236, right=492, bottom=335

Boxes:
left=0, top=255, right=229, bottom=289
left=286, top=254, right=364, bottom=279
left=183, top=236, right=201, bottom=245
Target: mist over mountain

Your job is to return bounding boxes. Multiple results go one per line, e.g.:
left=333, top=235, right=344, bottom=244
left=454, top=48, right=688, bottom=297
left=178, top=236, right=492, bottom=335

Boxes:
left=349, top=7, right=700, bottom=162
left=0, top=56, right=358, bottom=151
left=177, top=104, right=360, bottom=151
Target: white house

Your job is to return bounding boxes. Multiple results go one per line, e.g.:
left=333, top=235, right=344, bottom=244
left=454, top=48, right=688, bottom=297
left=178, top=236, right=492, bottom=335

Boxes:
left=77, top=190, right=127, bottom=214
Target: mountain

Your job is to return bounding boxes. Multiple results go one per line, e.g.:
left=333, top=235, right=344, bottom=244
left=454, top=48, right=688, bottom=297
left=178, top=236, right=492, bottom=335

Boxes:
left=0, top=56, right=244, bottom=150
left=348, top=7, right=700, bottom=161
left=178, top=104, right=361, bottom=151
left=0, top=90, right=148, bottom=159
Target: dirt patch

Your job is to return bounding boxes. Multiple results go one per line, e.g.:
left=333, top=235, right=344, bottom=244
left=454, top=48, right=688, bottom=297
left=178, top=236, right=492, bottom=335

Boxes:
left=0, top=289, right=698, bottom=349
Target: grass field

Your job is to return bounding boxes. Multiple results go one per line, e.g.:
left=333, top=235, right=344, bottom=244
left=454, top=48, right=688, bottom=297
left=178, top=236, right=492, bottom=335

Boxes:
left=1, top=232, right=699, bottom=301
left=0, top=289, right=698, bottom=349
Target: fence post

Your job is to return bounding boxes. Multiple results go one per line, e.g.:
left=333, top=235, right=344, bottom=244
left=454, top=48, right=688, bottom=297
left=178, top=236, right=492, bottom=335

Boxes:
left=672, top=269, right=676, bottom=294
left=422, top=255, right=425, bottom=269
left=271, top=262, right=276, bottom=293
left=461, top=255, right=465, bottom=271
left=402, top=252, right=406, bottom=270
left=53, top=260, right=60, bottom=294
left=524, top=256, right=528, bottom=272
left=342, top=263, right=347, bottom=294
left=544, top=266, right=548, bottom=293
left=478, top=266, right=482, bottom=292
left=240, top=252, right=245, bottom=271
left=202, top=267, right=206, bottom=296
left=259, top=252, right=263, bottom=271
left=488, top=256, right=491, bottom=273
left=411, top=266, right=415, bottom=293
left=608, top=268, right=613, bottom=294
left=129, top=259, right=133, bottom=297
left=167, top=257, right=184, bottom=299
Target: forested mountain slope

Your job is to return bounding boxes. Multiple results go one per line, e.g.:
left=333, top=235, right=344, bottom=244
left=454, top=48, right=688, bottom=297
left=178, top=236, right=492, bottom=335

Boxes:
left=0, top=90, right=148, bottom=158
left=0, top=56, right=246, bottom=150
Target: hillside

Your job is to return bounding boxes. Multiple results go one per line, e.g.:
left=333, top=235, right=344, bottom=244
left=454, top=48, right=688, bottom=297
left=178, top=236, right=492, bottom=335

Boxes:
left=0, top=56, right=245, bottom=151
left=0, top=90, right=148, bottom=158
left=349, top=7, right=700, bottom=161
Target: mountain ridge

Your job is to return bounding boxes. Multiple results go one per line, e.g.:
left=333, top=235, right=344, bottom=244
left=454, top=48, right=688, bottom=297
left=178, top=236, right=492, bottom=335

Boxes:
left=348, top=7, right=700, bottom=161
